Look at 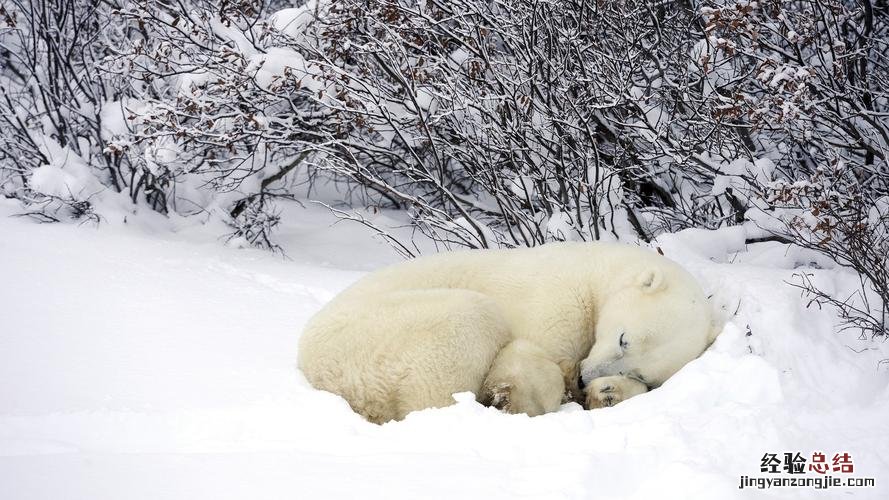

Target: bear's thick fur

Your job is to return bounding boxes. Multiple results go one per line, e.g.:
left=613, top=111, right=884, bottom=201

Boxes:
left=298, top=242, right=717, bottom=423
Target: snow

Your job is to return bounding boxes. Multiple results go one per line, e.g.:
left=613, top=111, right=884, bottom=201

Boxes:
left=545, top=210, right=574, bottom=241
left=269, top=2, right=323, bottom=44
left=2, top=199, right=889, bottom=499
left=27, top=139, right=103, bottom=200
left=248, top=47, right=324, bottom=92
left=99, top=101, right=128, bottom=141
left=28, top=164, right=94, bottom=199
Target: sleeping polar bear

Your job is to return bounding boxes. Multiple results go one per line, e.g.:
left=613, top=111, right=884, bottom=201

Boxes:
left=298, top=242, right=719, bottom=423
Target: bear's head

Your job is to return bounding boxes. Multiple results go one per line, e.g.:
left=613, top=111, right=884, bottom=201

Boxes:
left=579, top=266, right=718, bottom=389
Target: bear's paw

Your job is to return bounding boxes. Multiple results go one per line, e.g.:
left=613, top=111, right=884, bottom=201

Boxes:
left=584, top=375, right=649, bottom=409
left=480, top=382, right=513, bottom=412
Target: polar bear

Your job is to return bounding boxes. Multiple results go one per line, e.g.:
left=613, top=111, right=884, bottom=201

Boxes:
left=298, top=242, right=718, bottom=423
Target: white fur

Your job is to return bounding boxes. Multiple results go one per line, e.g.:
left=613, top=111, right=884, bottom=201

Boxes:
left=298, top=242, right=716, bottom=423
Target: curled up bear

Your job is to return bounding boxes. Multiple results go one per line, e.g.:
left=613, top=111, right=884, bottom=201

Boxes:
left=298, top=242, right=719, bottom=424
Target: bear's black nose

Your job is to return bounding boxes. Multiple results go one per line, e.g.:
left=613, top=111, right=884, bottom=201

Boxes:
left=578, top=374, right=586, bottom=391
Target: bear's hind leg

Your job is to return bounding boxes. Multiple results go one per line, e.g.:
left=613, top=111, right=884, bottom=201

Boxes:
left=300, top=288, right=511, bottom=424
left=383, top=289, right=512, bottom=421
left=480, top=339, right=565, bottom=417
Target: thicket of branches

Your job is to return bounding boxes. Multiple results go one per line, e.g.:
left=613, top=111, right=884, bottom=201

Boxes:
left=0, top=0, right=886, bottom=334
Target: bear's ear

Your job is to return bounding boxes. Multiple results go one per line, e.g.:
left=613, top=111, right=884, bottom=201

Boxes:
left=636, top=268, right=666, bottom=294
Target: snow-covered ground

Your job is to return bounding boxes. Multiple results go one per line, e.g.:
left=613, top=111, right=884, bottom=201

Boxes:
left=2, top=200, right=888, bottom=499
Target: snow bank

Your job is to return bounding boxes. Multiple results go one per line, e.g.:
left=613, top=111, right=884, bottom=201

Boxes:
left=27, top=139, right=103, bottom=200
left=1, top=201, right=887, bottom=499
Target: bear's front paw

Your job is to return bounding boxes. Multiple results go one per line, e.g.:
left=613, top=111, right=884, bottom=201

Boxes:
left=584, top=376, right=648, bottom=409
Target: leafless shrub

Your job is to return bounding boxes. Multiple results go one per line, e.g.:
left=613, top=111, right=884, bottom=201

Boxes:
left=700, top=0, right=889, bottom=338
left=772, top=165, right=888, bottom=338
left=226, top=194, right=283, bottom=252
left=0, top=0, right=132, bottom=219
left=301, top=0, right=756, bottom=248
